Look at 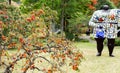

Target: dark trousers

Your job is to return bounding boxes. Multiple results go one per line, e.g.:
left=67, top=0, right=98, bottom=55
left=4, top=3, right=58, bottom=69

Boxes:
left=107, top=39, right=115, bottom=55
left=95, top=38, right=105, bottom=54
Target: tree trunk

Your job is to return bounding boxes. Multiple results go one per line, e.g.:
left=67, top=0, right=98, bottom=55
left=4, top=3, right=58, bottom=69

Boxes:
left=60, top=0, right=65, bottom=37
left=8, top=0, right=11, bottom=5
left=0, top=45, right=2, bottom=64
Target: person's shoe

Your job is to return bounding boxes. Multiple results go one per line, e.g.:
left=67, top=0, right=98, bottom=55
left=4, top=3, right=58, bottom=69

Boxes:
left=109, top=54, right=115, bottom=57
left=96, top=53, right=101, bottom=56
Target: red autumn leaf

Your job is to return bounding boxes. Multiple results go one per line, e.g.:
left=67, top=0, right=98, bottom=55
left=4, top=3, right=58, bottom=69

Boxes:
left=26, top=18, right=31, bottom=22
left=19, top=38, right=24, bottom=43
left=21, top=68, right=27, bottom=72
left=31, top=14, right=35, bottom=20
left=72, top=64, right=78, bottom=70
left=91, top=0, right=97, bottom=5
left=22, top=53, right=27, bottom=58
left=4, top=15, right=8, bottom=19
left=47, top=69, right=52, bottom=73
left=0, top=21, right=3, bottom=25
left=2, top=35, right=6, bottom=41
left=43, top=49, right=47, bottom=53
left=39, top=9, right=44, bottom=14
left=30, top=64, right=35, bottom=69
left=0, top=11, right=3, bottom=14
left=88, top=4, right=96, bottom=10
left=74, top=57, right=79, bottom=60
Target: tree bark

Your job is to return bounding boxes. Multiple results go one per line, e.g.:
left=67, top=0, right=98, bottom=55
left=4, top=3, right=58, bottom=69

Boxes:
left=8, top=0, right=11, bottom=5
left=60, top=0, right=65, bottom=34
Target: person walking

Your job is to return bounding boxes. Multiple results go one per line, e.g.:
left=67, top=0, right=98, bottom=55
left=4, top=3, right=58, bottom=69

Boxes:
left=89, top=5, right=110, bottom=56
left=106, top=8, right=120, bottom=57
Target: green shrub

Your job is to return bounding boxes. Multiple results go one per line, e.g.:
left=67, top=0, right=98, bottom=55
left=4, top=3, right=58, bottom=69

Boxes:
left=65, top=32, right=75, bottom=41
left=79, top=39, right=89, bottom=42
left=90, top=36, right=95, bottom=40
left=104, top=38, right=120, bottom=46
left=115, top=38, right=120, bottom=46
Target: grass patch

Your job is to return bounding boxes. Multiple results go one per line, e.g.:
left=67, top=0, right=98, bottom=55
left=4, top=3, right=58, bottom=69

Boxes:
left=74, top=42, right=120, bottom=73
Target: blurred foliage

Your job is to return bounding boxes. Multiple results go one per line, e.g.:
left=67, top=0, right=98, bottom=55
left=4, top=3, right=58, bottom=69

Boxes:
left=0, top=0, right=5, bottom=2
left=0, top=2, right=58, bottom=46
left=13, top=0, right=120, bottom=43
left=95, top=0, right=116, bottom=10
left=12, top=0, right=20, bottom=2
left=114, top=38, right=120, bottom=46
left=20, top=0, right=47, bottom=13
left=110, top=0, right=120, bottom=8
left=104, top=38, right=120, bottom=46
left=1, top=0, right=119, bottom=40
left=19, top=0, right=92, bottom=40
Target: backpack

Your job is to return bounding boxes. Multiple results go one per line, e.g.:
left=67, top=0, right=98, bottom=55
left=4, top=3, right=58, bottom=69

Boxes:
left=96, top=27, right=105, bottom=38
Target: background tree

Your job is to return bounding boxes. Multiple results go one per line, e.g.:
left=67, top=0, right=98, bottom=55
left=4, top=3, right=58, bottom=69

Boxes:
left=95, top=0, right=116, bottom=10
left=19, top=0, right=118, bottom=41
left=61, top=0, right=91, bottom=40
left=8, top=0, right=11, bottom=5
left=110, top=0, right=120, bottom=8
left=0, top=0, right=5, bottom=2
left=20, top=0, right=92, bottom=40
